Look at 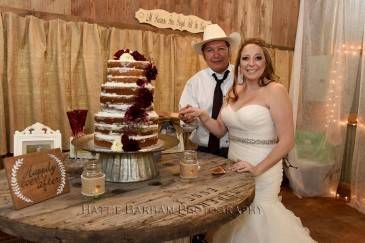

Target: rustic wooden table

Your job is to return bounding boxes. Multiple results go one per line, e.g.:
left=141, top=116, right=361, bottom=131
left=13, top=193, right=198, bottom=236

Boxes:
left=0, top=152, right=255, bottom=243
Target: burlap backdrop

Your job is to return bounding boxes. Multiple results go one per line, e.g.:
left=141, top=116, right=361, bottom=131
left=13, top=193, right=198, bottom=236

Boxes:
left=0, top=11, right=292, bottom=154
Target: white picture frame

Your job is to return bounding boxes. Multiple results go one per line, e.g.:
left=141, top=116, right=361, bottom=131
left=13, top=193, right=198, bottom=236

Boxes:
left=13, top=122, right=62, bottom=156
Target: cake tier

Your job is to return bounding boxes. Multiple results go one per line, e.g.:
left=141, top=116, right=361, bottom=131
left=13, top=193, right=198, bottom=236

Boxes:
left=101, top=87, right=152, bottom=96
left=100, top=93, right=135, bottom=103
left=94, top=133, right=158, bottom=149
left=101, top=86, right=154, bottom=96
left=107, top=76, right=148, bottom=83
left=100, top=104, right=154, bottom=112
left=94, top=123, right=159, bottom=136
left=107, top=68, right=145, bottom=77
left=94, top=111, right=159, bottom=123
left=107, top=60, right=150, bottom=69
left=99, top=91, right=154, bottom=112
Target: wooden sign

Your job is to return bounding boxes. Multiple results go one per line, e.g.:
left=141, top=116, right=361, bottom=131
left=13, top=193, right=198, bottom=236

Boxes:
left=135, top=8, right=212, bottom=33
left=4, top=148, right=69, bottom=209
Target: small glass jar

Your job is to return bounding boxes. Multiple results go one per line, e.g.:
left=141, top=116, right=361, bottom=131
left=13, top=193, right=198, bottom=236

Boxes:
left=180, top=150, right=200, bottom=179
left=81, top=161, right=105, bottom=197
left=181, top=120, right=198, bottom=150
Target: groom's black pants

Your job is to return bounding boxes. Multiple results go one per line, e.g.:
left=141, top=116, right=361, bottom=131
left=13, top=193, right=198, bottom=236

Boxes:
left=197, top=146, right=229, bottom=158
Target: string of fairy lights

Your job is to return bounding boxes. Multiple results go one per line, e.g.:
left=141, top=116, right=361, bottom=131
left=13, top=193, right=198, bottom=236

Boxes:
left=326, top=43, right=363, bottom=201
left=324, top=43, right=362, bottom=129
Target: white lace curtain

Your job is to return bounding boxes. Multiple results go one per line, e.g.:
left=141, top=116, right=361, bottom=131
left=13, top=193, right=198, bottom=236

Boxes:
left=287, top=0, right=365, bottom=204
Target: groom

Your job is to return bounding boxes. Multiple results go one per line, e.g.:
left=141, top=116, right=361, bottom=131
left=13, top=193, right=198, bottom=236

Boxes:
left=179, top=24, right=240, bottom=159
left=179, top=24, right=240, bottom=243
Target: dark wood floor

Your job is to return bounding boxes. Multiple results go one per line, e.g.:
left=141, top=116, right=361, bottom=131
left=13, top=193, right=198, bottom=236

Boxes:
left=1, top=185, right=365, bottom=243
left=281, top=186, right=365, bottom=243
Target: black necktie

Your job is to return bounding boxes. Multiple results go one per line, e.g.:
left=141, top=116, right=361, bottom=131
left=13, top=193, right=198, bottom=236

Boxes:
left=208, top=70, right=230, bottom=154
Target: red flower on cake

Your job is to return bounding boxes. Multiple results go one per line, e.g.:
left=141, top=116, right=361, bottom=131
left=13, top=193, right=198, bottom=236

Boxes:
left=113, top=49, right=130, bottom=60
left=131, top=51, right=147, bottom=61
left=136, top=79, right=146, bottom=87
left=124, top=104, right=147, bottom=122
left=135, top=88, right=153, bottom=108
left=121, top=134, right=140, bottom=151
left=145, top=64, right=158, bottom=81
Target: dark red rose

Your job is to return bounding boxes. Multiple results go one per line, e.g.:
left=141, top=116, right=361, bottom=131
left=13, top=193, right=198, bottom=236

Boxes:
left=131, top=51, right=147, bottom=61
left=124, top=104, right=147, bottom=122
left=135, top=88, right=153, bottom=108
left=136, top=79, right=146, bottom=87
left=121, top=134, right=140, bottom=151
left=145, top=64, right=158, bottom=81
left=113, top=49, right=130, bottom=60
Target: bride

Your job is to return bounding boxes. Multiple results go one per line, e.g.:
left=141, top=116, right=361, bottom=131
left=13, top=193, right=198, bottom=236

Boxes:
left=180, top=38, right=316, bottom=243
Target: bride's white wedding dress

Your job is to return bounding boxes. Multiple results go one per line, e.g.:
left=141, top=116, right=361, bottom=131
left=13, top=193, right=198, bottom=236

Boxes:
left=213, top=104, right=316, bottom=243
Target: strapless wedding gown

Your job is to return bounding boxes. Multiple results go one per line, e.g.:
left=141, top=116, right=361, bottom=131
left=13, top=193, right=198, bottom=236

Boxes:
left=213, top=104, right=316, bottom=243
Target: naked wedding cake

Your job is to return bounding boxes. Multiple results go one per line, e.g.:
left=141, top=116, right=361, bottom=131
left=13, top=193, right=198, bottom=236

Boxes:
left=94, top=49, right=159, bottom=151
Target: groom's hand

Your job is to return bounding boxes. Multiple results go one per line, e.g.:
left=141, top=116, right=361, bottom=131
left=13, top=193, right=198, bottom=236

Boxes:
left=179, top=105, right=196, bottom=123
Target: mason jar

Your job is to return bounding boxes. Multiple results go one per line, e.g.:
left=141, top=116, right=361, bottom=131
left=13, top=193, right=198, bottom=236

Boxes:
left=81, top=161, right=105, bottom=197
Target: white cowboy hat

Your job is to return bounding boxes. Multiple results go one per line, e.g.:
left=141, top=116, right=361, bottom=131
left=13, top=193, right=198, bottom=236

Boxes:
left=192, top=24, right=241, bottom=54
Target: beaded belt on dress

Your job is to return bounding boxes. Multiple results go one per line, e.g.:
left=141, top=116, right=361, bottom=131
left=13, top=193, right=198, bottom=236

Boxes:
left=229, top=135, right=278, bottom=145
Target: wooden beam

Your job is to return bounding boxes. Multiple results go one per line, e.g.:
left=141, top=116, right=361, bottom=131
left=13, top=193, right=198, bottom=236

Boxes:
left=0, top=5, right=200, bottom=37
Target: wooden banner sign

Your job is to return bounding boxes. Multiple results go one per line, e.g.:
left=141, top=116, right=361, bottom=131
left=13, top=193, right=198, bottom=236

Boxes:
left=135, top=8, right=212, bottom=33
left=4, top=148, right=69, bottom=209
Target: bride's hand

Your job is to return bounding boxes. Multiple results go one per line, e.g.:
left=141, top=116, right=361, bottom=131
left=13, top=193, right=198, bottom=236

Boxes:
left=231, top=160, right=260, bottom=176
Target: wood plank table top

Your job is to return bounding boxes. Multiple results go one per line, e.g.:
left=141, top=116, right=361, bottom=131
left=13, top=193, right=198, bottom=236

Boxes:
left=0, top=152, right=255, bottom=243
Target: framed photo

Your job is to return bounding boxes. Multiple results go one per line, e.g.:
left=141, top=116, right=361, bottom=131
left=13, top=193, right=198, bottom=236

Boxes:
left=23, top=140, right=54, bottom=154
left=14, top=122, right=62, bottom=156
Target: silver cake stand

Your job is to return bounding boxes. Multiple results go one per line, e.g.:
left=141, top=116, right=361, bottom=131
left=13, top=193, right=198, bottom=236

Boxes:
left=72, top=134, right=179, bottom=183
